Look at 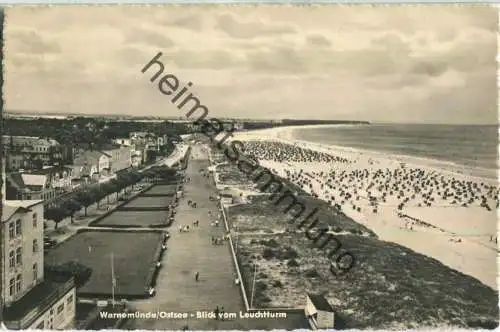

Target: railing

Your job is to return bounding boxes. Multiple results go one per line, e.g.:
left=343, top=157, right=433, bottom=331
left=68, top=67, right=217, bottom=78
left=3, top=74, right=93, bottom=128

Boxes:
left=218, top=180, right=250, bottom=311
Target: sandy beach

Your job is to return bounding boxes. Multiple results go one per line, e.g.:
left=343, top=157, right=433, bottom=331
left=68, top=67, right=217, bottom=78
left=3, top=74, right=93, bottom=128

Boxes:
left=226, top=125, right=499, bottom=290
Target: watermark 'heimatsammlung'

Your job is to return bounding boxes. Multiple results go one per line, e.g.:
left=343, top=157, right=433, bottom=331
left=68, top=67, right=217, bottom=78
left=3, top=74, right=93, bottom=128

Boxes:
left=141, top=52, right=355, bottom=276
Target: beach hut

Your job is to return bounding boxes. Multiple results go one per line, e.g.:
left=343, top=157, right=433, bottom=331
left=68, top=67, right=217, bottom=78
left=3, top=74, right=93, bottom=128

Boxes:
left=219, top=188, right=236, bottom=205
left=220, top=193, right=234, bottom=205
left=304, top=293, right=335, bottom=330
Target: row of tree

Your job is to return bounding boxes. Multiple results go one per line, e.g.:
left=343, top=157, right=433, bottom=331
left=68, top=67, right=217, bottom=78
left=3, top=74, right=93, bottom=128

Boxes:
left=45, top=166, right=177, bottom=229
left=5, top=118, right=188, bottom=148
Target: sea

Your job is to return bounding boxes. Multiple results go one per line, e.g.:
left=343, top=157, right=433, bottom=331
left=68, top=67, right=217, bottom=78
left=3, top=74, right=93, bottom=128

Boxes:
left=292, top=124, right=499, bottom=179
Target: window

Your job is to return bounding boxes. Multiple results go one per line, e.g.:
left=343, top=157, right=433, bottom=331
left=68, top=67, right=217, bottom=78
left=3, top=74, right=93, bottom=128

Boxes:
left=15, top=219, right=22, bottom=236
left=32, top=213, right=37, bottom=228
left=15, top=274, right=22, bottom=293
left=33, top=263, right=38, bottom=282
left=8, top=222, right=14, bottom=239
left=33, top=239, right=38, bottom=253
left=67, top=294, right=74, bottom=305
left=9, top=278, right=15, bottom=296
left=9, top=250, right=15, bottom=268
left=15, top=247, right=22, bottom=266
left=57, top=303, right=64, bottom=314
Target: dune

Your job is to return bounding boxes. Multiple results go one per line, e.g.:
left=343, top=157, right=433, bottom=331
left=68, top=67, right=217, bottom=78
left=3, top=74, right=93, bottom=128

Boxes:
left=225, top=125, right=499, bottom=290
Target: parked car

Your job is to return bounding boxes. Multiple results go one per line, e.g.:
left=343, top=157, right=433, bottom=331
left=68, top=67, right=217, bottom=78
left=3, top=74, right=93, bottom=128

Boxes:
left=44, top=237, right=57, bottom=248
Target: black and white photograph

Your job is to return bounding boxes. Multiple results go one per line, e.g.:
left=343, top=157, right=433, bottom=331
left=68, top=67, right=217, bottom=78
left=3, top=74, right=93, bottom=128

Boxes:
left=0, top=4, right=498, bottom=330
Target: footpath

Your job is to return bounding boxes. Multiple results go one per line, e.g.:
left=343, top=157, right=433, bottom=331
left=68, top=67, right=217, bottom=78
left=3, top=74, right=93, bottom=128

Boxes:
left=128, top=144, right=245, bottom=330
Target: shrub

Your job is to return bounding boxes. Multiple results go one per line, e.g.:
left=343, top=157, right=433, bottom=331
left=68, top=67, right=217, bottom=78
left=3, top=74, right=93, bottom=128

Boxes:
left=287, top=259, right=299, bottom=267
left=255, top=281, right=267, bottom=292
left=272, top=280, right=284, bottom=288
left=278, top=246, right=298, bottom=260
left=304, top=268, right=320, bottom=278
left=45, top=261, right=92, bottom=288
left=262, top=248, right=275, bottom=260
left=265, top=239, right=279, bottom=248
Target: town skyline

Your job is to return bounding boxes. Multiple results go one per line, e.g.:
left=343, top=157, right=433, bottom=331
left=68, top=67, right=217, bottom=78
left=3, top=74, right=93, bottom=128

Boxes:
left=4, top=5, right=498, bottom=125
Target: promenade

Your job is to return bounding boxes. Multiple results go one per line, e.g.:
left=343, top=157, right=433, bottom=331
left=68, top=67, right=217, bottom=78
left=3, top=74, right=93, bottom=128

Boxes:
left=128, top=144, right=246, bottom=330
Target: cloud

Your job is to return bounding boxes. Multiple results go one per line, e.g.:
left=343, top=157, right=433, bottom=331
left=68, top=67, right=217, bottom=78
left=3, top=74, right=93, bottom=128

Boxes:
left=306, top=33, right=331, bottom=47
left=170, top=14, right=204, bottom=31
left=124, top=28, right=175, bottom=48
left=410, top=61, right=448, bottom=77
left=3, top=5, right=497, bottom=124
left=215, top=12, right=297, bottom=39
left=7, top=29, right=61, bottom=54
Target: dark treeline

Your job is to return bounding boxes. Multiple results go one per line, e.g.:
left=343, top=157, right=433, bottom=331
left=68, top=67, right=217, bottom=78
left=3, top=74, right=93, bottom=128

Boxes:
left=4, top=118, right=191, bottom=146
left=240, top=120, right=369, bottom=130
left=281, top=119, right=370, bottom=126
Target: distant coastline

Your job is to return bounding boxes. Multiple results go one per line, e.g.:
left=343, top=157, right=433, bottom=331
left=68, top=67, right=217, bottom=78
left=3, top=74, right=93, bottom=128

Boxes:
left=4, top=111, right=370, bottom=126
left=232, top=124, right=498, bottom=181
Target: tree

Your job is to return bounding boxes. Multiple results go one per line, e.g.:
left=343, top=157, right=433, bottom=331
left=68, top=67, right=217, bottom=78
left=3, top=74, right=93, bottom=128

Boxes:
left=110, top=178, right=123, bottom=200
left=62, top=199, right=82, bottom=224
left=101, top=182, right=118, bottom=205
left=74, top=190, right=94, bottom=216
left=45, top=206, right=69, bottom=230
left=89, top=187, right=106, bottom=208
left=143, top=169, right=156, bottom=183
left=45, top=261, right=92, bottom=288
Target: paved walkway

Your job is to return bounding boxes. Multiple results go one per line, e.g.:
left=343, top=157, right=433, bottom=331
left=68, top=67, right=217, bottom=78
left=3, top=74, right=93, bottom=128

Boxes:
left=128, top=144, right=245, bottom=330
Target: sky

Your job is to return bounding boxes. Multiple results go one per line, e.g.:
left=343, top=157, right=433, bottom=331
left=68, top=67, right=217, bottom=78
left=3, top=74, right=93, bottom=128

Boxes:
left=4, top=5, right=498, bottom=124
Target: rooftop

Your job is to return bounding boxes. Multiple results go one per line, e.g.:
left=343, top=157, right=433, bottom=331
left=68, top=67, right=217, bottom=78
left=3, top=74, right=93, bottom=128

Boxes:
left=30, top=166, right=72, bottom=176
left=3, top=275, right=74, bottom=329
left=3, top=199, right=44, bottom=208
left=21, top=174, right=47, bottom=187
left=1, top=205, right=30, bottom=223
left=307, top=293, right=335, bottom=312
left=2, top=200, right=44, bottom=222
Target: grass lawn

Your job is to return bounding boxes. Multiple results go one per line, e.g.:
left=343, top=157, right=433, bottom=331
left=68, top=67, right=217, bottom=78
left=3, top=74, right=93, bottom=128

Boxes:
left=235, top=231, right=499, bottom=329
left=121, top=196, right=172, bottom=208
left=92, top=210, right=169, bottom=227
left=144, top=185, right=178, bottom=195
left=75, top=302, right=99, bottom=329
left=227, top=180, right=498, bottom=329
left=45, top=230, right=163, bottom=298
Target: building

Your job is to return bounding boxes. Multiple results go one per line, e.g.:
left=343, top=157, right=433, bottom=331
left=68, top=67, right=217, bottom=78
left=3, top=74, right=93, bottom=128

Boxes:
left=304, top=293, right=335, bottom=329
left=2, top=136, right=65, bottom=171
left=220, top=193, right=233, bottom=205
left=102, top=145, right=132, bottom=173
left=4, top=172, right=58, bottom=201
left=1, top=200, right=76, bottom=329
left=28, top=166, right=73, bottom=190
left=73, top=151, right=110, bottom=180
left=130, top=149, right=143, bottom=168
left=111, top=138, right=132, bottom=147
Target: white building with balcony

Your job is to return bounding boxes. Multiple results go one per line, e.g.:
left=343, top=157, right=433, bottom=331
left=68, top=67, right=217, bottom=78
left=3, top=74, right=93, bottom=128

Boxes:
left=1, top=200, right=76, bottom=329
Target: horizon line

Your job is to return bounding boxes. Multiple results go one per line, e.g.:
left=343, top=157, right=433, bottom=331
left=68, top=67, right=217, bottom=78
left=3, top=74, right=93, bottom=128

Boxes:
left=3, top=110, right=497, bottom=126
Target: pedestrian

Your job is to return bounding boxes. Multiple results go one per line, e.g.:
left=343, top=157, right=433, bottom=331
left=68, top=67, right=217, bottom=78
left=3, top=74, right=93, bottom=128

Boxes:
left=195, top=271, right=199, bottom=282
left=214, top=306, right=219, bottom=320
left=215, top=220, right=219, bottom=227
left=220, top=306, right=225, bottom=321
